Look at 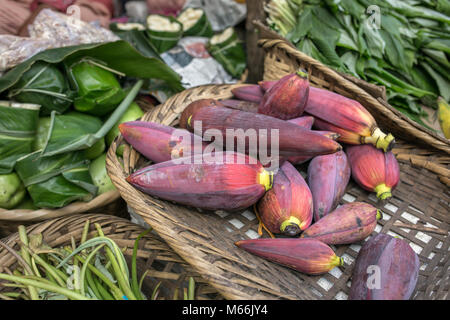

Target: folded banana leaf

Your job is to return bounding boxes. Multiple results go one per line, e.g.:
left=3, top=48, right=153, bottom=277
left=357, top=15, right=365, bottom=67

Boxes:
left=33, top=117, right=51, bottom=152
left=42, top=111, right=102, bottom=156
left=69, top=59, right=126, bottom=116
left=110, top=25, right=163, bottom=60
left=178, top=7, right=214, bottom=37
left=39, top=80, right=143, bottom=158
left=0, top=40, right=183, bottom=94
left=146, top=15, right=184, bottom=53
left=7, top=61, right=75, bottom=115
left=0, top=101, right=40, bottom=174
left=15, top=151, right=97, bottom=208
left=207, top=27, right=246, bottom=78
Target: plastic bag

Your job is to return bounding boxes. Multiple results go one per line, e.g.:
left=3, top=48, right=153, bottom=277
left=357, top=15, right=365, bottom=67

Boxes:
left=160, top=37, right=235, bottom=89
left=183, top=0, right=246, bottom=31
left=0, top=101, right=40, bottom=174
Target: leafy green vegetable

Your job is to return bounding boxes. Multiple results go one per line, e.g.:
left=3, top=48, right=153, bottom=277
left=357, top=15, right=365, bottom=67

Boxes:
left=7, top=62, right=75, bottom=116
left=42, top=112, right=103, bottom=158
left=207, top=28, right=247, bottom=79
left=266, top=0, right=450, bottom=127
left=40, top=80, right=143, bottom=158
left=421, top=61, right=450, bottom=100
left=15, top=151, right=97, bottom=208
left=0, top=41, right=183, bottom=94
left=0, top=221, right=197, bottom=300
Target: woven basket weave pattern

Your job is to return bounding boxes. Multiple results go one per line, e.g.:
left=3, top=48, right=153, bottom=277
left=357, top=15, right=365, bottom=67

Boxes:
left=107, top=79, right=449, bottom=299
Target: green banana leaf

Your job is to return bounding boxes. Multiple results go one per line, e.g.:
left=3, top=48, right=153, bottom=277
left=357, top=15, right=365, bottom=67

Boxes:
left=15, top=151, right=97, bottom=208
left=39, top=80, right=143, bottom=158
left=69, top=59, right=126, bottom=116
left=42, top=112, right=102, bottom=157
left=111, top=28, right=163, bottom=60
left=7, top=61, right=75, bottom=116
left=268, top=0, right=450, bottom=126
left=33, top=117, right=51, bottom=152
left=207, top=28, right=247, bottom=79
left=0, top=40, right=183, bottom=94
left=0, top=101, right=40, bottom=174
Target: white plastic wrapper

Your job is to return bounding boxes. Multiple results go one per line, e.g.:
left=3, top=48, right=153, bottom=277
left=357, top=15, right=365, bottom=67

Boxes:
left=0, top=9, right=119, bottom=72
left=28, top=9, right=119, bottom=45
left=0, top=36, right=55, bottom=72
left=184, top=0, right=246, bottom=31
left=160, top=36, right=235, bottom=89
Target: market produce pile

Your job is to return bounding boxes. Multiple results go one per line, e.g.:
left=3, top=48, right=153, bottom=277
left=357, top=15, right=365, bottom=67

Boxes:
left=266, top=0, right=450, bottom=131
left=0, top=222, right=196, bottom=300
left=0, top=41, right=182, bottom=211
left=111, top=8, right=247, bottom=80
left=120, top=71, right=420, bottom=300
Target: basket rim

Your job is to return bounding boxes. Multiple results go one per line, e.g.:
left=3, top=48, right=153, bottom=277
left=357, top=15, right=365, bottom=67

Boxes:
left=0, top=190, right=121, bottom=222
left=253, top=20, right=450, bottom=156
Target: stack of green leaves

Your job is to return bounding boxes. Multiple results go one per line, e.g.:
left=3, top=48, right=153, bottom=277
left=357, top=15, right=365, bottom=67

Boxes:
left=0, top=41, right=183, bottom=210
left=266, top=0, right=450, bottom=129
left=0, top=222, right=197, bottom=300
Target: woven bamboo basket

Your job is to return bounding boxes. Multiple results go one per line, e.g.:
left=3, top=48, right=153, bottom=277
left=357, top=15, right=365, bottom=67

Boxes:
left=0, top=97, right=154, bottom=238
left=106, top=79, right=449, bottom=299
left=256, top=36, right=450, bottom=186
left=0, top=214, right=223, bottom=300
